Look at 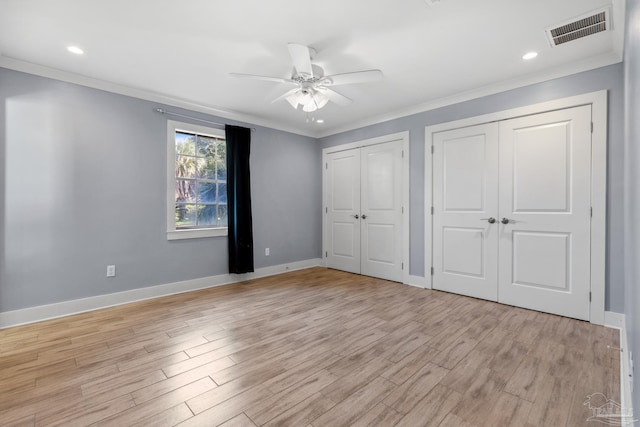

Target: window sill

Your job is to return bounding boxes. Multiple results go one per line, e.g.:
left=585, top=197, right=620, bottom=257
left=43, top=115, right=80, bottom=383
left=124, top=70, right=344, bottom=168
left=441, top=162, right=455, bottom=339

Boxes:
left=167, top=227, right=228, bottom=240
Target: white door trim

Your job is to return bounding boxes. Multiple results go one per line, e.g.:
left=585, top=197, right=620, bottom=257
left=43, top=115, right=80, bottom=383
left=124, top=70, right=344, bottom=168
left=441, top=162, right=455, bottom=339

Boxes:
left=425, top=90, right=607, bottom=325
left=323, top=131, right=410, bottom=285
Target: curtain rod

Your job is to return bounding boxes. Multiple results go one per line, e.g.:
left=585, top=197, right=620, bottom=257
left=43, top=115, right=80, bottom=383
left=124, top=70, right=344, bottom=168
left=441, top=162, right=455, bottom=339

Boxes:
left=154, top=108, right=256, bottom=132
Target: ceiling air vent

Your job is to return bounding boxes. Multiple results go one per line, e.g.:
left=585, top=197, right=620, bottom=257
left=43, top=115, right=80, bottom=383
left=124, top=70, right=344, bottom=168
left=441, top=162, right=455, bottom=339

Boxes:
left=545, top=8, right=610, bottom=47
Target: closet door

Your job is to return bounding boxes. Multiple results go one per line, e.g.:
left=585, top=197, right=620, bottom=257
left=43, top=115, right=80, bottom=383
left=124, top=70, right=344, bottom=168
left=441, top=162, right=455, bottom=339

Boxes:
left=498, top=106, right=592, bottom=320
left=325, top=140, right=404, bottom=282
left=326, top=149, right=361, bottom=274
left=361, top=141, right=404, bottom=282
left=432, top=123, right=499, bottom=300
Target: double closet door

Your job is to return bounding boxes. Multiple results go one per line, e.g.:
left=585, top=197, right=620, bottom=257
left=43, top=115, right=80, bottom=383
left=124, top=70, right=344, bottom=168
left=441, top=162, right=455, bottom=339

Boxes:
left=432, top=105, right=592, bottom=320
left=325, top=140, right=403, bottom=282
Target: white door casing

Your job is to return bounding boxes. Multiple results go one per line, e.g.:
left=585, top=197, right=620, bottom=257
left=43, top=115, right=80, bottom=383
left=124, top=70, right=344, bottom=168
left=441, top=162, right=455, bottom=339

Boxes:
left=432, top=123, right=499, bottom=301
left=498, top=106, right=592, bottom=320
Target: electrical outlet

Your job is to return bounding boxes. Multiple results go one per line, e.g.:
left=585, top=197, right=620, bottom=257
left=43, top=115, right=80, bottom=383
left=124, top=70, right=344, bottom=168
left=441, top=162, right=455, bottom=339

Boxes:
left=106, top=265, right=116, bottom=277
left=265, top=248, right=270, bottom=256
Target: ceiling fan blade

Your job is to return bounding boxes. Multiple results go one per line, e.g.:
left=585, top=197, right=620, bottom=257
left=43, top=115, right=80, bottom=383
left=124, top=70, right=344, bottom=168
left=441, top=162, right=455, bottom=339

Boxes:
left=316, top=87, right=352, bottom=106
left=321, top=70, right=383, bottom=86
left=287, top=43, right=314, bottom=78
left=272, top=88, right=301, bottom=104
left=229, top=73, right=294, bottom=84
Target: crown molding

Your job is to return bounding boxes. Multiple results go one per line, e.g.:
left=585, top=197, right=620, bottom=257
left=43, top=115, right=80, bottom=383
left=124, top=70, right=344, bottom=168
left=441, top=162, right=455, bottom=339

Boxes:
left=1, top=50, right=623, bottom=141
left=0, top=55, right=317, bottom=138
left=316, top=51, right=623, bottom=139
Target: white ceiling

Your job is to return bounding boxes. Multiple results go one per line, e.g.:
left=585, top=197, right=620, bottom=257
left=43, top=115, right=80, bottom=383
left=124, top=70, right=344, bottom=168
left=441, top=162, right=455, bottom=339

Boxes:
left=0, top=0, right=625, bottom=137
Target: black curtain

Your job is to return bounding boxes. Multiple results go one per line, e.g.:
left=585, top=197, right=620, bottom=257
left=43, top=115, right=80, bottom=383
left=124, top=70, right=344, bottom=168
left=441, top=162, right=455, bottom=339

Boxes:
left=226, top=125, right=254, bottom=274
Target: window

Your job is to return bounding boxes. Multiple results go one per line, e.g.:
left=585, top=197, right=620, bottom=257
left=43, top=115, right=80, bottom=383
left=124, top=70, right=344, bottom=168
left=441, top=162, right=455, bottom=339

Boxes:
left=167, top=120, right=227, bottom=240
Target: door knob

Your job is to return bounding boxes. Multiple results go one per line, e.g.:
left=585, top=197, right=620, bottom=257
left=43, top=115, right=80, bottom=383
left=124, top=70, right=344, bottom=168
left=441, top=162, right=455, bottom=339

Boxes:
left=480, top=217, right=496, bottom=224
left=501, top=217, right=510, bottom=224
left=352, top=214, right=359, bottom=219
left=361, top=214, right=367, bottom=219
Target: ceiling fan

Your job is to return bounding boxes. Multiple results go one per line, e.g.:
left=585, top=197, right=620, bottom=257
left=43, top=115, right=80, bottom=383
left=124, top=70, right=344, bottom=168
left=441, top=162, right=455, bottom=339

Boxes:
left=230, top=43, right=383, bottom=113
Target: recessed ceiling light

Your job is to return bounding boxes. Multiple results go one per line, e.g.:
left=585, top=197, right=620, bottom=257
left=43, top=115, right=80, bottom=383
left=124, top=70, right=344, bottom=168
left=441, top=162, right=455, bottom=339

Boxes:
left=522, top=51, right=538, bottom=60
left=316, top=119, right=324, bottom=124
left=67, top=46, right=84, bottom=55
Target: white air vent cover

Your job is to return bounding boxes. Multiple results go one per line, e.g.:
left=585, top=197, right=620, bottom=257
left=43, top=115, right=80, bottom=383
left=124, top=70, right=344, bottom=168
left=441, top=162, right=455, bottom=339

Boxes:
left=545, top=7, right=611, bottom=47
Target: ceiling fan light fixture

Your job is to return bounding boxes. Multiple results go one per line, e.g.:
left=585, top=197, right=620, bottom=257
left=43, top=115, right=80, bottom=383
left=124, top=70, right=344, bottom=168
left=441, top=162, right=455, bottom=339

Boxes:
left=285, top=95, right=299, bottom=108
left=314, top=93, right=329, bottom=109
left=299, top=91, right=313, bottom=106
left=303, top=102, right=317, bottom=112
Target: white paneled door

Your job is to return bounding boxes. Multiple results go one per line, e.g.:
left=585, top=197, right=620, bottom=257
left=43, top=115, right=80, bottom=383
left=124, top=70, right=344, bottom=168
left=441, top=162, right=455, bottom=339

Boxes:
left=326, top=149, right=361, bottom=274
left=498, top=106, right=592, bottom=320
left=433, top=123, right=499, bottom=300
left=432, top=105, right=592, bottom=320
left=326, top=140, right=403, bottom=282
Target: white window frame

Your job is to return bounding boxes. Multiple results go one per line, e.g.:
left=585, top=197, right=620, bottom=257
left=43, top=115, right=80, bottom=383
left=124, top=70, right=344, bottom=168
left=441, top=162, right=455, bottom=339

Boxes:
left=166, top=120, right=228, bottom=240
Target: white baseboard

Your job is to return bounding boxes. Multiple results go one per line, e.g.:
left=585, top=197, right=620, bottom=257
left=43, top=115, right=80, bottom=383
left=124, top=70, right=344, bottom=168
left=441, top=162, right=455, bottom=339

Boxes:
left=604, top=311, right=625, bottom=329
left=405, top=275, right=426, bottom=289
left=604, top=311, right=634, bottom=422
left=0, top=258, right=322, bottom=330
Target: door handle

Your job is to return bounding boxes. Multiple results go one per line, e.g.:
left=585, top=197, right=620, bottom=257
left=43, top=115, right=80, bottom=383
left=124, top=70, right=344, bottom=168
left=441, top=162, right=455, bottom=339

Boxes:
left=361, top=214, right=367, bottom=219
left=480, top=217, right=496, bottom=224
left=501, top=217, right=510, bottom=224
left=352, top=214, right=359, bottom=219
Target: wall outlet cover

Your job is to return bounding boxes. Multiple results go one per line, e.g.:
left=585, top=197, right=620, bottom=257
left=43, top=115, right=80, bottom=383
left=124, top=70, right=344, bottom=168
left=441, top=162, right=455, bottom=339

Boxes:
left=106, top=265, right=116, bottom=277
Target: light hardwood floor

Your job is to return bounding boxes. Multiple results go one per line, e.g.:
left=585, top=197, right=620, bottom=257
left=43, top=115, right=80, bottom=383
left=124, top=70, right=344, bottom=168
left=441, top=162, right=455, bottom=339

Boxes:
left=0, top=267, right=620, bottom=426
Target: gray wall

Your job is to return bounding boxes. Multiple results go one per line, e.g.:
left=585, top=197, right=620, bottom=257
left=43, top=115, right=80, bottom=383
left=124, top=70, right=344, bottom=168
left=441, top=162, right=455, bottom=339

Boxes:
left=623, top=0, right=640, bottom=413
left=0, top=68, right=321, bottom=312
left=319, top=63, right=625, bottom=313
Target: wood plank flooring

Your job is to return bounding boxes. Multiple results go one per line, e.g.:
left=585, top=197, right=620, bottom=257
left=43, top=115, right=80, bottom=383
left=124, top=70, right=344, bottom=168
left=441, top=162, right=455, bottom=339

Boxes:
left=0, top=267, right=620, bottom=426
